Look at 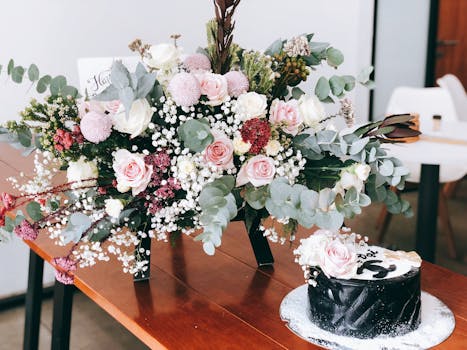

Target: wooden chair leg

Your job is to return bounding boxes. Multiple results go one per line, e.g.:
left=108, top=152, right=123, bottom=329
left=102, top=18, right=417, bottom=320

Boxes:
left=438, top=190, right=457, bottom=259
left=443, top=181, right=459, bottom=199
left=376, top=206, right=392, bottom=244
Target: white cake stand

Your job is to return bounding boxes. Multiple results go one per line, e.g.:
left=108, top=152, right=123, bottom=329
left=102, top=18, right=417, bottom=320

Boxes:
left=280, top=285, right=455, bottom=350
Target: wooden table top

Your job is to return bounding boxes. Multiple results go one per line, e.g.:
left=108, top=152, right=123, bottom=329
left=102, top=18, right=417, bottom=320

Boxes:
left=1, top=145, right=466, bottom=349
left=21, top=224, right=467, bottom=350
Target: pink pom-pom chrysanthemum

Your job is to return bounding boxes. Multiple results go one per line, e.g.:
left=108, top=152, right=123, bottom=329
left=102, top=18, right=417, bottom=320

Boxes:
left=183, top=53, right=211, bottom=72
left=224, top=71, right=249, bottom=97
left=168, top=72, right=202, bottom=107
left=80, top=111, right=113, bottom=143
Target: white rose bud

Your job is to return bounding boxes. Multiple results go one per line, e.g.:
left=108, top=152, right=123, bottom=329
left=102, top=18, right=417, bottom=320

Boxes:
left=265, top=139, right=281, bottom=156
left=354, top=163, right=371, bottom=181
left=235, top=92, right=268, bottom=121
left=66, top=156, right=98, bottom=186
left=340, top=171, right=363, bottom=192
left=298, top=95, right=326, bottom=129
left=116, top=183, right=131, bottom=193
left=112, top=99, right=153, bottom=138
left=232, top=136, right=251, bottom=155
left=146, top=43, right=180, bottom=70
left=104, top=199, right=124, bottom=219
left=178, top=158, right=196, bottom=176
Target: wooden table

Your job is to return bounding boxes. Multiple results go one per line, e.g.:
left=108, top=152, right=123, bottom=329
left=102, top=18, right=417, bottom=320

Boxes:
left=20, top=222, right=467, bottom=350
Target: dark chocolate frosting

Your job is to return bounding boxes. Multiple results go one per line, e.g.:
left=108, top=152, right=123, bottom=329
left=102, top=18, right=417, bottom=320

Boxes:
left=308, top=267, right=421, bottom=339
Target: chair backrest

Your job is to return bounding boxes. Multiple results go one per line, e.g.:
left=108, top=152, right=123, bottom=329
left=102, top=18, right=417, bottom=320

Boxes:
left=436, top=74, right=467, bottom=122
left=385, top=86, right=458, bottom=122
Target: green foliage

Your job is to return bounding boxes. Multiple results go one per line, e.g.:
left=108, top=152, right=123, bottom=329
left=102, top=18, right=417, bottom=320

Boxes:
left=265, top=178, right=344, bottom=230
left=244, top=184, right=269, bottom=210
left=178, top=119, right=213, bottom=152
left=293, top=129, right=412, bottom=217
left=26, top=201, right=43, bottom=221
left=95, top=61, right=157, bottom=115
left=326, top=47, right=344, bottom=68
left=241, top=50, right=275, bottom=95
left=195, top=176, right=238, bottom=255
left=61, top=213, right=92, bottom=244
left=1, top=59, right=79, bottom=97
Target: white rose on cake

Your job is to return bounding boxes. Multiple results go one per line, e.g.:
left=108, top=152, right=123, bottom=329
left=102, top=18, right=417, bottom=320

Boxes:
left=146, top=43, right=180, bottom=70
left=235, top=92, right=268, bottom=121
left=104, top=199, right=124, bottom=219
left=112, top=99, right=153, bottom=138
left=298, top=94, right=326, bottom=130
left=66, top=156, right=98, bottom=187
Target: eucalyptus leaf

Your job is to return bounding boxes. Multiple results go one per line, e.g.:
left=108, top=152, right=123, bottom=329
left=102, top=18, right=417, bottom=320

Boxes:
left=11, top=66, right=25, bottom=83
left=26, top=201, right=43, bottom=221
left=36, top=75, right=51, bottom=93
left=50, top=75, right=67, bottom=95
left=7, top=59, right=14, bottom=75
left=326, top=47, right=344, bottom=68
left=265, top=39, right=283, bottom=56
left=329, top=75, right=345, bottom=97
left=27, top=64, right=39, bottom=82
left=315, top=77, right=330, bottom=101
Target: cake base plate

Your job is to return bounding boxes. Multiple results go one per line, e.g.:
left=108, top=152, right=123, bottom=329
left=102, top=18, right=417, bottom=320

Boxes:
left=280, top=285, right=455, bottom=350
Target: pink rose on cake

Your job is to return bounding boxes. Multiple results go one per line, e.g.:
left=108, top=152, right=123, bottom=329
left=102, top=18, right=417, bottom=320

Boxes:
left=269, top=99, right=302, bottom=136
left=199, top=73, right=228, bottom=106
left=203, top=131, right=234, bottom=170
left=113, top=149, right=153, bottom=195
left=319, top=238, right=358, bottom=279
left=236, top=155, right=275, bottom=187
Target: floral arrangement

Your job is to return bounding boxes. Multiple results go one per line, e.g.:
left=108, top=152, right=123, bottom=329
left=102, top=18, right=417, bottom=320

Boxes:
left=0, top=0, right=416, bottom=284
left=294, top=228, right=422, bottom=286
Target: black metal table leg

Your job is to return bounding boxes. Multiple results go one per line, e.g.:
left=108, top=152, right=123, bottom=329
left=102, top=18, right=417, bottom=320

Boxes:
left=51, top=281, right=74, bottom=350
left=415, top=164, right=440, bottom=263
left=24, top=250, right=44, bottom=350
left=246, top=213, right=274, bottom=267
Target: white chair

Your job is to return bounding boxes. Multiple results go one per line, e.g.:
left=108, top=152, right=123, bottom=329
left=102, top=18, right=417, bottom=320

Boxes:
left=386, top=86, right=458, bottom=122
left=377, top=87, right=460, bottom=258
left=437, top=74, right=467, bottom=122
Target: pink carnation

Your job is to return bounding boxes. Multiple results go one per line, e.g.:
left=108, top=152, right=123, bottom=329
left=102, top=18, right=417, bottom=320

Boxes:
left=53, top=257, right=77, bottom=285
left=184, top=53, right=211, bottom=72
left=224, top=71, right=249, bottom=97
left=14, top=220, right=39, bottom=241
left=168, top=72, right=202, bottom=107
left=80, top=111, right=113, bottom=143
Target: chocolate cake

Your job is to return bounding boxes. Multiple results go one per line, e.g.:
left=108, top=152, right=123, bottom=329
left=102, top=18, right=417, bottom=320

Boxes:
left=295, top=231, right=422, bottom=339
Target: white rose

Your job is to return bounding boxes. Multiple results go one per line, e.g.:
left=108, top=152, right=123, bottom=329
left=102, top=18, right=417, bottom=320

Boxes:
left=104, top=199, right=124, bottom=219
left=354, top=163, right=371, bottom=181
left=146, top=43, right=180, bottom=70
left=294, top=230, right=333, bottom=267
left=235, top=92, right=268, bottom=121
left=298, top=95, right=326, bottom=129
left=112, top=99, right=153, bottom=138
left=339, top=171, right=363, bottom=192
left=265, top=139, right=281, bottom=156
left=116, top=183, right=130, bottom=193
left=177, top=157, right=195, bottom=177
left=66, top=156, right=98, bottom=186
left=232, top=136, right=251, bottom=155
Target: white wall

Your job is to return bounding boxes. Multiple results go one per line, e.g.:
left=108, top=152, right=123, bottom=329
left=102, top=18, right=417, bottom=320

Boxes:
left=372, top=0, right=431, bottom=119
left=0, top=0, right=374, bottom=298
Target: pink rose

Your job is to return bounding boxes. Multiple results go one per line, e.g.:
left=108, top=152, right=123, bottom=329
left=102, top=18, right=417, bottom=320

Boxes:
left=203, top=131, right=234, bottom=170
left=199, top=73, right=228, bottom=106
left=319, top=239, right=358, bottom=279
left=236, top=155, right=276, bottom=187
left=112, top=149, right=153, bottom=196
left=269, top=99, right=302, bottom=136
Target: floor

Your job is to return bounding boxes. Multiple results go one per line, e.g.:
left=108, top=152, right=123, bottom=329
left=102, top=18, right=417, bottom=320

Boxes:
left=0, top=180, right=466, bottom=349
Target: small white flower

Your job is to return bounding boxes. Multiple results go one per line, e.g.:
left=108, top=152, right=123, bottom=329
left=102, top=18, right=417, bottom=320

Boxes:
left=105, top=199, right=124, bottom=219
left=232, top=136, right=251, bottom=155
left=265, top=139, right=281, bottom=156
